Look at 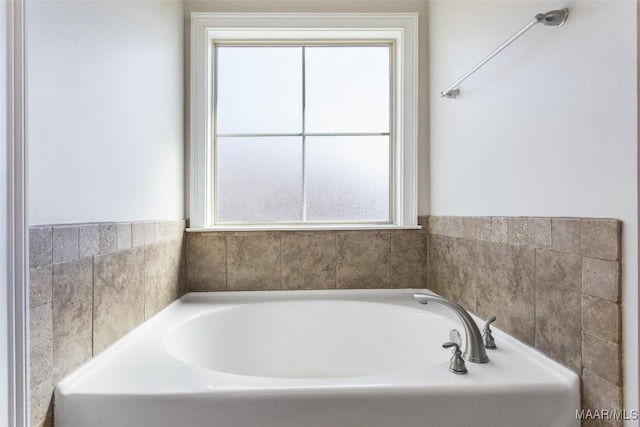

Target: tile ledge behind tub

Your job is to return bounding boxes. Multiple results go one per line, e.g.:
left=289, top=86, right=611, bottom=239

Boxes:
left=187, top=225, right=423, bottom=232
left=426, top=215, right=623, bottom=427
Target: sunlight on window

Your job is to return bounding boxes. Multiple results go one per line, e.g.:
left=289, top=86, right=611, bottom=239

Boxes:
left=305, top=47, right=390, bottom=134
left=306, top=136, right=389, bottom=221
left=217, top=136, right=303, bottom=222
left=216, top=47, right=302, bottom=134
left=214, top=45, right=391, bottom=224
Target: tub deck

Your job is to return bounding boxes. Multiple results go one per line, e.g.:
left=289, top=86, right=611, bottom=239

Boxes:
left=55, top=289, right=579, bottom=427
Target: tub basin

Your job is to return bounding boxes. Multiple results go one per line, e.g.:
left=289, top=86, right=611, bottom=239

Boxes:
left=55, top=289, right=580, bottom=427
left=164, top=300, right=456, bottom=378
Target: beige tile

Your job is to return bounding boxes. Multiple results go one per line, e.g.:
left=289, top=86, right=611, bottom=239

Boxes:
left=583, top=332, right=621, bottom=386
left=582, top=295, right=621, bottom=344
left=30, top=226, right=52, bottom=269
left=528, top=218, right=552, bottom=250
left=490, top=217, right=508, bottom=243
left=52, top=225, right=78, bottom=263
left=391, top=232, right=427, bottom=288
left=427, top=235, right=477, bottom=311
left=552, top=218, right=581, bottom=254
left=155, top=221, right=182, bottom=243
left=582, top=257, right=620, bottom=303
left=282, top=234, right=336, bottom=290
left=337, top=233, right=391, bottom=289
left=536, top=250, right=582, bottom=292
left=476, top=217, right=492, bottom=241
left=52, top=258, right=93, bottom=383
left=582, top=369, right=622, bottom=412
left=164, top=220, right=186, bottom=242
left=580, top=418, right=621, bottom=427
left=534, top=288, right=582, bottom=372
left=131, top=222, right=146, bottom=247
left=98, top=223, right=117, bottom=254
left=144, top=222, right=156, bottom=245
left=78, top=224, right=99, bottom=257
left=144, top=240, right=183, bottom=318
left=29, top=302, right=52, bottom=390
left=426, top=240, right=440, bottom=296
left=581, top=219, right=621, bottom=261
left=435, top=216, right=473, bottom=239
left=461, top=217, right=477, bottom=240
left=154, top=222, right=169, bottom=243
left=33, top=413, right=54, bottom=427
left=444, top=216, right=464, bottom=238
left=116, top=223, right=132, bottom=250
left=227, top=235, right=281, bottom=291
left=30, top=378, right=53, bottom=427
left=30, top=265, right=52, bottom=309
left=508, top=218, right=551, bottom=249
left=508, top=217, right=528, bottom=246
left=476, top=241, right=535, bottom=346
left=181, top=238, right=188, bottom=296
left=186, top=233, right=226, bottom=291
left=93, top=248, right=145, bottom=354
left=534, top=250, right=582, bottom=371
left=428, top=216, right=445, bottom=235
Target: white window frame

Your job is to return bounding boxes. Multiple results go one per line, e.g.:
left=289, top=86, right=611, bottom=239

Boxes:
left=189, top=12, right=418, bottom=230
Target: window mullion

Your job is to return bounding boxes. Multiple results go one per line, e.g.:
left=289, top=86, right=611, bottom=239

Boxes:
left=301, top=46, right=307, bottom=222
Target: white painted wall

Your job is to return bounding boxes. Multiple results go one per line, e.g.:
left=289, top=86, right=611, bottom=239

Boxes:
left=429, top=0, right=638, bottom=419
left=27, top=0, right=184, bottom=225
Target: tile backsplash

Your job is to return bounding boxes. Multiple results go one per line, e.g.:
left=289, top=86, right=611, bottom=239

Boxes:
left=184, top=217, right=429, bottom=292
left=428, top=216, right=622, bottom=426
left=28, top=220, right=185, bottom=427
left=29, top=215, right=623, bottom=427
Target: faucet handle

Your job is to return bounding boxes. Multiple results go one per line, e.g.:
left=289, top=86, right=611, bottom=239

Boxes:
left=442, top=342, right=468, bottom=374
left=449, top=329, right=462, bottom=346
left=483, top=316, right=497, bottom=349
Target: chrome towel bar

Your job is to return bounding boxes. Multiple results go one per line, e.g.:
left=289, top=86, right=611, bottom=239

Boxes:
left=441, top=8, right=568, bottom=100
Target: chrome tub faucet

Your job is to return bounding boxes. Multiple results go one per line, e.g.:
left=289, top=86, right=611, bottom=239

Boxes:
left=414, top=293, right=489, bottom=364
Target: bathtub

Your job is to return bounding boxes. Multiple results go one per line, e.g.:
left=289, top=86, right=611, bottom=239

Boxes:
left=55, top=289, right=579, bottom=427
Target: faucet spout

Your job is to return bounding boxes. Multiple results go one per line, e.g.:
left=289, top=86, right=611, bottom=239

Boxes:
left=414, top=293, right=489, bottom=364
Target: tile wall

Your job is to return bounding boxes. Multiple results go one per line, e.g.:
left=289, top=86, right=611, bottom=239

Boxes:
left=28, top=214, right=623, bottom=427
left=428, top=216, right=622, bottom=427
left=184, top=217, right=429, bottom=292
left=29, top=220, right=185, bottom=427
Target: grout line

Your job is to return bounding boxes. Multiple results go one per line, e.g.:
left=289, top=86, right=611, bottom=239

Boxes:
left=388, top=232, right=392, bottom=288
left=91, top=255, right=95, bottom=357
left=184, top=232, right=189, bottom=294
left=142, top=242, right=147, bottom=320
left=533, top=248, right=537, bottom=349
left=280, top=234, right=283, bottom=290
left=334, top=234, right=338, bottom=289
left=224, top=234, right=228, bottom=291
left=425, top=229, right=430, bottom=292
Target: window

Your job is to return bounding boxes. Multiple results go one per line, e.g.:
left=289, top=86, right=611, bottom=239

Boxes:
left=190, top=13, right=418, bottom=229
left=216, top=45, right=391, bottom=224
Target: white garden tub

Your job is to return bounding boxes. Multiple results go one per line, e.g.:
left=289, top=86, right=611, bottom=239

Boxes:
left=55, top=289, right=579, bottom=427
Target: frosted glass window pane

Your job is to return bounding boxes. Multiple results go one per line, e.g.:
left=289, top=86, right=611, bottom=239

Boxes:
left=216, top=47, right=302, bottom=134
left=216, top=137, right=303, bottom=222
left=306, top=136, right=389, bottom=222
left=305, top=47, right=390, bottom=134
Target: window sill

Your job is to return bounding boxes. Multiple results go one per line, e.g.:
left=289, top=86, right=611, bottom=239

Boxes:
left=186, top=224, right=422, bottom=233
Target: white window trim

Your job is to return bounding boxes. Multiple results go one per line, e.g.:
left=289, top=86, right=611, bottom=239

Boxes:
left=189, top=12, right=419, bottom=230
left=4, top=0, right=29, bottom=425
